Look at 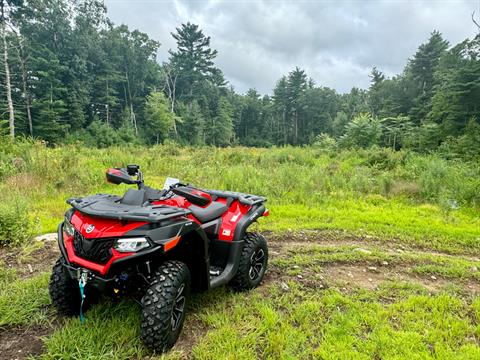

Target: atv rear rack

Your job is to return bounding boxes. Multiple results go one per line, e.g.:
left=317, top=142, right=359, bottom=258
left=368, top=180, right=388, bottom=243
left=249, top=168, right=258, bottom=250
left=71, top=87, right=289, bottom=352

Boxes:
left=201, top=189, right=266, bottom=206
left=67, top=194, right=190, bottom=222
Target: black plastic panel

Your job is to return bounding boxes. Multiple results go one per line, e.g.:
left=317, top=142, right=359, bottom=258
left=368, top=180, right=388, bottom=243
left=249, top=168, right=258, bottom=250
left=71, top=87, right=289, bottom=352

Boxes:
left=67, top=194, right=190, bottom=222
left=73, top=230, right=115, bottom=264
left=201, top=189, right=266, bottom=205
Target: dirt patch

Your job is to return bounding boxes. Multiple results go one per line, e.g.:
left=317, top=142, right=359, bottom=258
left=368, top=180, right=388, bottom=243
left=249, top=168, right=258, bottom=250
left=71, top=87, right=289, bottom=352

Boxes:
left=267, top=230, right=377, bottom=250
left=172, top=314, right=208, bottom=358
left=266, top=230, right=480, bottom=260
left=0, top=241, right=59, bottom=280
left=268, top=259, right=480, bottom=296
left=0, top=325, right=51, bottom=360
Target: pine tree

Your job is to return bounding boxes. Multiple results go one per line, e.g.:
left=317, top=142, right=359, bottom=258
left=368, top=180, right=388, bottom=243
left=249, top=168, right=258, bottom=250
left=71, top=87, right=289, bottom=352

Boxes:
left=177, top=101, right=205, bottom=145
left=208, top=97, right=233, bottom=147
left=407, top=31, right=448, bottom=124
left=143, top=91, right=178, bottom=144
left=169, top=23, right=222, bottom=103
left=428, top=36, right=480, bottom=136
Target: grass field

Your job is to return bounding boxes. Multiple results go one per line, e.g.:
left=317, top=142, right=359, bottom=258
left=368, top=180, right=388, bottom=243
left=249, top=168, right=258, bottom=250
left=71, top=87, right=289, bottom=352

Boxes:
left=0, top=142, right=479, bottom=359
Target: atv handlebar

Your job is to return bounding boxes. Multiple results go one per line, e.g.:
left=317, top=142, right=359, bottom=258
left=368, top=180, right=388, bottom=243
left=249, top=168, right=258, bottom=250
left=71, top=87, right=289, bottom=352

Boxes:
left=106, top=165, right=144, bottom=189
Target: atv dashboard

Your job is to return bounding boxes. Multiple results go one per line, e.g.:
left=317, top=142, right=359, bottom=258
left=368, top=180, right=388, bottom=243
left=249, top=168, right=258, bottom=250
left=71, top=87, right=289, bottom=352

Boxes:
left=67, top=194, right=191, bottom=222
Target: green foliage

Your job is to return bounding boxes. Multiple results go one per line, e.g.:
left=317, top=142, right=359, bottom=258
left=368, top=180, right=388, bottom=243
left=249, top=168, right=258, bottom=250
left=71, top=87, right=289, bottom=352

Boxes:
left=379, top=116, right=413, bottom=149
left=404, top=121, right=442, bottom=152
left=177, top=101, right=206, bottom=145
left=438, top=118, right=480, bottom=159
left=1, top=3, right=478, bottom=155
left=0, top=196, right=32, bottom=246
left=169, top=22, right=222, bottom=103
left=340, top=113, right=381, bottom=148
left=86, top=120, right=121, bottom=148
left=41, top=301, right=149, bottom=360
left=313, top=133, right=337, bottom=152
left=0, top=142, right=478, bottom=253
left=0, top=272, right=51, bottom=326
left=143, top=92, right=179, bottom=144
left=207, top=97, right=234, bottom=147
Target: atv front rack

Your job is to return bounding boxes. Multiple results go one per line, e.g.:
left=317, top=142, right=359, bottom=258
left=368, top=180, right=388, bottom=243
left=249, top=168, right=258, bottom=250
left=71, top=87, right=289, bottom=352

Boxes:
left=67, top=194, right=190, bottom=222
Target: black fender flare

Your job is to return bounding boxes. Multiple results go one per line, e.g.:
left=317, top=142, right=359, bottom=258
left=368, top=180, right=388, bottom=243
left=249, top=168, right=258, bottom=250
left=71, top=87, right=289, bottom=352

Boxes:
left=210, top=204, right=266, bottom=288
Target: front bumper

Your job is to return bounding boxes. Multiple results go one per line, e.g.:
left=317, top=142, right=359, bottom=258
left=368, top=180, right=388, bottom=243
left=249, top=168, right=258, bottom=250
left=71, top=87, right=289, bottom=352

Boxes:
left=57, top=222, right=163, bottom=277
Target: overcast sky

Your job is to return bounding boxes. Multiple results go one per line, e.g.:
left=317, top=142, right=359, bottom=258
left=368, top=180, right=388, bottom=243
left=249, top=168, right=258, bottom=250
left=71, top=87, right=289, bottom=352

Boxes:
left=105, top=0, right=479, bottom=94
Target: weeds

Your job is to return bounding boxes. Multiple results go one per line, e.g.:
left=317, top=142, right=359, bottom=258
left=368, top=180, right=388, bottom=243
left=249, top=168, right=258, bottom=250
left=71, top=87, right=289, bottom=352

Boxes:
left=0, top=272, right=51, bottom=327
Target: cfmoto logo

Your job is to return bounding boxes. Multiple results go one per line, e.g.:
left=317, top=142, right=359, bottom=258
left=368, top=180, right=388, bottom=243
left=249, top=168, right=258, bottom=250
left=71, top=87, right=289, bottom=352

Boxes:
left=85, top=224, right=95, bottom=233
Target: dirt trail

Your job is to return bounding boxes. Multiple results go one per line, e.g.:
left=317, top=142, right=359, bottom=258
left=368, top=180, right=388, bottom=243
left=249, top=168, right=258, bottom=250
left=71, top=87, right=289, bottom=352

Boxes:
left=267, top=231, right=480, bottom=296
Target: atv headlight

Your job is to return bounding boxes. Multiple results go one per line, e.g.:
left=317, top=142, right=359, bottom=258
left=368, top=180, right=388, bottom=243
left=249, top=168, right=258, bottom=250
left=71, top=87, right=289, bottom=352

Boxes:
left=64, top=218, right=75, bottom=237
left=114, top=237, right=150, bottom=253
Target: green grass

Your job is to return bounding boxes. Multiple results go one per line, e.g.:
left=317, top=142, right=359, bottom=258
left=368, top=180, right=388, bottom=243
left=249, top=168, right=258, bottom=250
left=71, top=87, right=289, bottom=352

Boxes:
left=0, top=272, right=51, bottom=327
left=41, top=301, right=149, bottom=360
left=1, top=142, right=480, bottom=358
left=267, top=200, right=480, bottom=254
left=34, top=282, right=480, bottom=359
left=1, top=142, right=479, bottom=252
left=192, top=284, right=480, bottom=359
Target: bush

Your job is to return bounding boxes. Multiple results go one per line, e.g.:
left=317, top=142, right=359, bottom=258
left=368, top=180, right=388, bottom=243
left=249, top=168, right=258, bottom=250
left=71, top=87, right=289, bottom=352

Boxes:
left=361, top=147, right=407, bottom=170
left=339, top=113, right=381, bottom=149
left=0, top=197, right=32, bottom=246
left=438, top=118, right=480, bottom=160
left=313, top=133, right=337, bottom=152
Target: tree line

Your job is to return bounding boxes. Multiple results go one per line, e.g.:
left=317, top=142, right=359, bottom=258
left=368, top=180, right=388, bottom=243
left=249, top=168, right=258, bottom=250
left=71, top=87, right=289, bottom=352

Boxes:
left=1, top=0, right=479, bottom=158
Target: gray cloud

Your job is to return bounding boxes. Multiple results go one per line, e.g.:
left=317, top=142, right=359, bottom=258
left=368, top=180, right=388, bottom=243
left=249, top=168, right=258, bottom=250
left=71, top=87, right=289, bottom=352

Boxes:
left=105, top=0, right=479, bottom=94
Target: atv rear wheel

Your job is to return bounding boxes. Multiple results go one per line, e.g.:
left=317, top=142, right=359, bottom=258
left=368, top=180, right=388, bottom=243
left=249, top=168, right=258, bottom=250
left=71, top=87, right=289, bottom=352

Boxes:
left=49, top=258, right=84, bottom=316
left=140, top=260, right=191, bottom=353
left=230, top=232, right=268, bottom=291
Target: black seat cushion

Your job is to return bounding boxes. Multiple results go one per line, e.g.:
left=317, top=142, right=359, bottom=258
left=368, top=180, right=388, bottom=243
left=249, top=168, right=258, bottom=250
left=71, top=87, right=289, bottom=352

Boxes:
left=121, top=188, right=147, bottom=206
left=189, top=201, right=228, bottom=223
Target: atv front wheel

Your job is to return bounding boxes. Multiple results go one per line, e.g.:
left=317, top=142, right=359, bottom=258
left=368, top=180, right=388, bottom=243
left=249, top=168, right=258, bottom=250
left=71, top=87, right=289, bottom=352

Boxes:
left=230, top=232, right=268, bottom=291
left=49, top=258, right=83, bottom=316
left=140, top=260, right=191, bottom=353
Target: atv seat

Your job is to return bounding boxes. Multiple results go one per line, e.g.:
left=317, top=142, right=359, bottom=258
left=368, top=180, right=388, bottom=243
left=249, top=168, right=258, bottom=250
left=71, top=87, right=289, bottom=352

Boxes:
left=189, top=201, right=228, bottom=223
left=121, top=188, right=147, bottom=206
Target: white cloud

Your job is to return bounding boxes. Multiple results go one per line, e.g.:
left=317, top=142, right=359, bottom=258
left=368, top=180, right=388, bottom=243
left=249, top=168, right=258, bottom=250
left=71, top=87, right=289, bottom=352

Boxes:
left=105, top=0, right=478, bottom=94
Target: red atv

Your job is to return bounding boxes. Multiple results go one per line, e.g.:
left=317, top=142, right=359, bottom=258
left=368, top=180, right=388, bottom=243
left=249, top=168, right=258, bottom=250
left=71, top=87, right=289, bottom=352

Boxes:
left=49, top=165, right=269, bottom=352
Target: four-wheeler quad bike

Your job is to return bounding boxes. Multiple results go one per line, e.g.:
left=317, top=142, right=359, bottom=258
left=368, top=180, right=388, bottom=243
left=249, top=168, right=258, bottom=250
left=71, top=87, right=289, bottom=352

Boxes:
left=49, top=165, right=269, bottom=352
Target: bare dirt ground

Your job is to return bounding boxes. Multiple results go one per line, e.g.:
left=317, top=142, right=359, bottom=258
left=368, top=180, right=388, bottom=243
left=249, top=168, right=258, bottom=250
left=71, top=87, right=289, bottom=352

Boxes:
left=1, top=231, right=478, bottom=359
left=0, top=326, right=50, bottom=360
left=0, top=240, right=59, bottom=280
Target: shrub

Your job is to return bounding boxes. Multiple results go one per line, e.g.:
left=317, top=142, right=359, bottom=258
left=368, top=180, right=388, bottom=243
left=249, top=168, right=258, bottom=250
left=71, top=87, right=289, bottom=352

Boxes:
left=0, top=196, right=32, bottom=246
left=361, top=147, right=407, bottom=170
left=339, top=113, right=381, bottom=149
left=313, top=133, right=337, bottom=152
left=86, top=120, right=121, bottom=148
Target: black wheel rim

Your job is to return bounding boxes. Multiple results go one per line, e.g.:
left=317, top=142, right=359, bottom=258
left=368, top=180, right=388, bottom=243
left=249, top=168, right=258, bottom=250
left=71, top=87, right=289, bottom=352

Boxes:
left=171, top=283, right=185, bottom=331
left=249, top=248, right=265, bottom=281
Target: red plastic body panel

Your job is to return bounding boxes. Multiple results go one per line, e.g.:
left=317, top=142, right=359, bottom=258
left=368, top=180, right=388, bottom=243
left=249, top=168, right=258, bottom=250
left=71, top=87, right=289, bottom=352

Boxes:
left=70, top=211, right=148, bottom=239
left=63, top=230, right=133, bottom=276
left=151, top=196, right=252, bottom=242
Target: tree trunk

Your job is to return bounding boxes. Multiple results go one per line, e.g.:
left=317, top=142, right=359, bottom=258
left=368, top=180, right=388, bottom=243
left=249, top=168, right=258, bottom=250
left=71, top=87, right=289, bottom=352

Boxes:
left=106, top=80, right=109, bottom=124
left=18, top=37, right=32, bottom=136
left=294, top=110, right=298, bottom=145
left=1, top=15, right=15, bottom=137
left=125, top=70, right=137, bottom=134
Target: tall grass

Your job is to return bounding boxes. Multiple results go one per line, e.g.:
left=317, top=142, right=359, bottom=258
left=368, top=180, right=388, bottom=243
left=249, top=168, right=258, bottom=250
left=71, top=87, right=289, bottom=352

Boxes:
left=1, top=140, right=479, bottom=248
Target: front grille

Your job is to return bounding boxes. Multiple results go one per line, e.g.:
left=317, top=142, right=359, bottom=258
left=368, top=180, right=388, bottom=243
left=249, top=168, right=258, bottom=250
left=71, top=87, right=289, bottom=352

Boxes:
left=73, top=231, right=115, bottom=265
